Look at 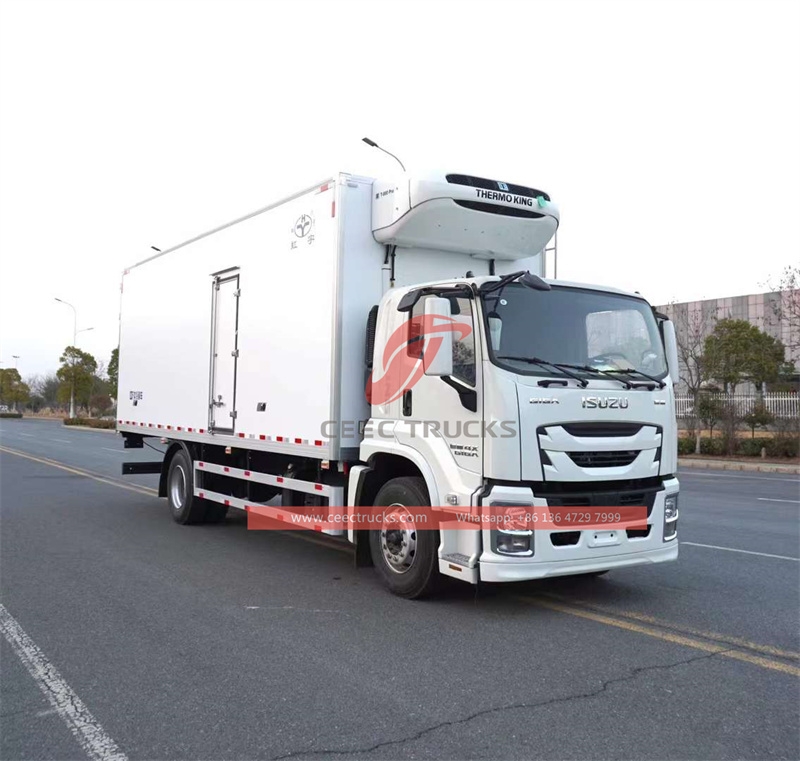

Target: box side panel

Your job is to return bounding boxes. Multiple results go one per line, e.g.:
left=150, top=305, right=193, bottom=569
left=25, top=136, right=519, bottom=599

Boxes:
left=335, top=177, right=385, bottom=451
left=118, top=183, right=339, bottom=454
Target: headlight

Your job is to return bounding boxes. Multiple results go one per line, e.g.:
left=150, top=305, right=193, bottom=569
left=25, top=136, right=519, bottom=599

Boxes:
left=663, top=494, right=679, bottom=541
left=494, top=529, right=534, bottom=556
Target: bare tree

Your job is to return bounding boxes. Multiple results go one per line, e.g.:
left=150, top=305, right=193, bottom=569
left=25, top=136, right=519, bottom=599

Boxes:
left=663, top=302, right=716, bottom=453
left=763, top=266, right=800, bottom=363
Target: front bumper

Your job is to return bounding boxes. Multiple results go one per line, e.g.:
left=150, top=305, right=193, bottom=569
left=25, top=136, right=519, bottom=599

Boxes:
left=477, top=478, right=680, bottom=582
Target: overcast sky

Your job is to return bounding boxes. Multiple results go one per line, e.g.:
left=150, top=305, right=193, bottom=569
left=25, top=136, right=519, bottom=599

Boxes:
left=1, top=0, right=798, bottom=376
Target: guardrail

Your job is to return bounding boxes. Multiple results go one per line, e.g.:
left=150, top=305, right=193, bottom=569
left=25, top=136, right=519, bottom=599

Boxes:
left=675, top=393, right=799, bottom=419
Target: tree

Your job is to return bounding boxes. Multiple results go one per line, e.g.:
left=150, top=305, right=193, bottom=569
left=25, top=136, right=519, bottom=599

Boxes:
left=697, top=393, right=724, bottom=439
left=57, top=346, right=97, bottom=415
left=704, top=319, right=785, bottom=393
left=107, top=348, right=119, bottom=398
left=742, top=401, right=773, bottom=439
left=89, top=393, right=113, bottom=417
left=0, top=368, right=31, bottom=410
left=764, top=265, right=800, bottom=357
left=666, top=302, right=716, bottom=453
left=39, top=373, right=61, bottom=409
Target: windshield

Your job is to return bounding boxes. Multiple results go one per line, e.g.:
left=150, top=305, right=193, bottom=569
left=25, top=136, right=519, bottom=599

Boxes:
left=482, top=284, right=668, bottom=379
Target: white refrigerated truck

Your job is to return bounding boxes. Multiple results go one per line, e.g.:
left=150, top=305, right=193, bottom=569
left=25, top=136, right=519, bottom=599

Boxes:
left=118, top=170, right=680, bottom=597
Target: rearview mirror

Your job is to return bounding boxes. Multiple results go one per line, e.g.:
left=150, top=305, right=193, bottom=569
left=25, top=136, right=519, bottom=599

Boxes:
left=662, top=320, right=679, bottom=385
left=423, top=297, right=454, bottom=377
left=488, top=312, right=502, bottom=350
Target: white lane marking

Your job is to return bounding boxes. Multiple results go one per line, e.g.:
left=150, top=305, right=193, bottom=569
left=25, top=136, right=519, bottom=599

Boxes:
left=51, top=438, right=72, bottom=444
left=0, top=604, right=128, bottom=761
left=757, top=497, right=800, bottom=504
left=681, top=541, right=799, bottom=562
left=18, top=433, right=35, bottom=438
left=678, top=471, right=800, bottom=483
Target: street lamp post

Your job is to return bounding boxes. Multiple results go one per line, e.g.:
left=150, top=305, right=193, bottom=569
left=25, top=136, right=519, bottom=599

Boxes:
left=55, top=298, right=78, bottom=418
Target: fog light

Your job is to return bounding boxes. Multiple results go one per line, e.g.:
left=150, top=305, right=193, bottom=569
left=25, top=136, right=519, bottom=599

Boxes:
left=663, top=494, right=679, bottom=541
left=494, top=529, right=533, bottom=556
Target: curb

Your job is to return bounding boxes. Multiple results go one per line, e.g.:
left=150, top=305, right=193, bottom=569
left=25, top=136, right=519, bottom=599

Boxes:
left=678, top=457, right=800, bottom=475
left=62, top=425, right=118, bottom=435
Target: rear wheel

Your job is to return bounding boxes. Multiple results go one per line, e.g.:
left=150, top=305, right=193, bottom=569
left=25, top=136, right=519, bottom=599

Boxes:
left=166, top=449, right=226, bottom=524
left=369, top=476, right=440, bottom=599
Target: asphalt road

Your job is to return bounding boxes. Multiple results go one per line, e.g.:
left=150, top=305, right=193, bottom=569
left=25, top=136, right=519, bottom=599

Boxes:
left=1, top=417, right=798, bottom=761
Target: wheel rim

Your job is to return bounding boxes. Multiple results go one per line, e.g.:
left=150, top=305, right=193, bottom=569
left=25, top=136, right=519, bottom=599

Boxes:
left=169, top=463, right=187, bottom=510
left=380, top=504, right=417, bottom=574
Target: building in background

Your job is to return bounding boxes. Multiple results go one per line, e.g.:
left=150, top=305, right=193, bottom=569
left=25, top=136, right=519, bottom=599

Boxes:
left=656, top=290, right=800, bottom=394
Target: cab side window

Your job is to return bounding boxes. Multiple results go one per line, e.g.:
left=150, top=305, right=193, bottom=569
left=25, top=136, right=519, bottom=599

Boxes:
left=407, top=294, right=476, bottom=386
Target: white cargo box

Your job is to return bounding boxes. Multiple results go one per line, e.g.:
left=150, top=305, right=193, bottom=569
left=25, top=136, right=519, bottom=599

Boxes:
left=117, top=172, right=556, bottom=460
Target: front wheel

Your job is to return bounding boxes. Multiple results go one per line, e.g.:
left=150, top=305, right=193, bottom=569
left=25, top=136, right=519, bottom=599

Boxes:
left=369, top=476, right=440, bottom=599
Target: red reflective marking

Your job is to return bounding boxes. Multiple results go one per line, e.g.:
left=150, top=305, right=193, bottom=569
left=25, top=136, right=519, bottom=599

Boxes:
left=319, top=183, right=329, bottom=192
left=244, top=471, right=251, bottom=477
left=188, top=427, right=194, bottom=432
left=199, top=492, right=205, bottom=498
left=157, top=424, right=162, bottom=429
left=294, top=438, right=302, bottom=444
left=224, top=499, right=230, bottom=506
left=148, top=424, right=153, bottom=428
left=199, top=429, right=205, bottom=433
left=140, top=422, right=144, bottom=427
left=259, top=435, right=266, bottom=440
left=277, top=436, right=284, bottom=442
left=277, top=477, right=284, bottom=483
left=314, top=440, right=323, bottom=447
left=315, top=484, right=323, bottom=491
left=118, top=420, right=122, bottom=424
left=224, top=467, right=230, bottom=472
left=245, top=505, right=251, bottom=512
left=238, top=433, right=245, bottom=438
left=177, top=426, right=182, bottom=431
left=199, top=462, right=205, bottom=468
left=331, top=200, right=336, bottom=217
left=167, top=425, right=172, bottom=430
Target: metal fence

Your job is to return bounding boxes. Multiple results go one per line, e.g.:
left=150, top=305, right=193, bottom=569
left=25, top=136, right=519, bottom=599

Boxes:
left=675, top=393, right=799, bottom=419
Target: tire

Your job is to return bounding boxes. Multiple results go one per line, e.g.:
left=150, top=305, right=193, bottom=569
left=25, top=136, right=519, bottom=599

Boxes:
left=369, top=476, right=440, bottom=599
left=166, top=449, right=221, bottom=525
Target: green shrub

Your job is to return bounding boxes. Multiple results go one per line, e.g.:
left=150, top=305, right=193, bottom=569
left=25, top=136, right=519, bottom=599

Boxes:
left=0, top=411, right=23, bottom=419
left=737, top=438, right=771, bottom=457
left=63, top=417, right=116, bottom=429
left=765, top=436, right=800, bottom=459
left=677, top=437, right=695, bottom=455
left=699, top=438, right=725, bottom=456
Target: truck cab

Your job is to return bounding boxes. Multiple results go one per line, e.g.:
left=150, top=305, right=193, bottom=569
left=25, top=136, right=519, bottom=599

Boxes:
left=355, top=272, right=680, bottom=594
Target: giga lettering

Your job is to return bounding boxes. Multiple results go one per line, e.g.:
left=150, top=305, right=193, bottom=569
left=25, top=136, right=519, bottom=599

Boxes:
left=475, top=188, right=534, bottom=207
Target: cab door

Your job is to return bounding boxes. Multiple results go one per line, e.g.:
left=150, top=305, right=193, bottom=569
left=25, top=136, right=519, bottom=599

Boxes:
left=395, top=291, right=484, bottom=476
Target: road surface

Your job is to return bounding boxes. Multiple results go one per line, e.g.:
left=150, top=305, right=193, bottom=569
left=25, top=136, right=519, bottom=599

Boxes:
left=1, top=418, right=798, bottom=760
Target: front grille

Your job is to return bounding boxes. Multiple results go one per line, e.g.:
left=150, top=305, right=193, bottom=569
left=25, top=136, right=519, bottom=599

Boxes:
left=550, top=531, right=581, bottom=547
left=567, top=451, right=639, bottom=468
left=561, top=422, right=643, bottom=438
left=446, top=174, right=551, bottom=201
left=453, top=200, right=545, bottom=219
left=542, top=480, right=660, bottom=518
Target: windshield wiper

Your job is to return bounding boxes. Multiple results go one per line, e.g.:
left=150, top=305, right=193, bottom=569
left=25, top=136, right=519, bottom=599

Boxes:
left=554, top=363, right=634, bottom=389
left=603, top=368, right=666, bottom=389
left=496, top=356, right=588, bottom=387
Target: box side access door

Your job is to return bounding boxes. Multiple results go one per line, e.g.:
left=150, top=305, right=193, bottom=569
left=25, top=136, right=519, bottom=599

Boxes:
left=209, top=272, right=240, bottom=433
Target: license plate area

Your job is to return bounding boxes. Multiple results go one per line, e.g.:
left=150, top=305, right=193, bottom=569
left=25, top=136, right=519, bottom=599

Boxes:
left=588, top=530, right=621, bottom=547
